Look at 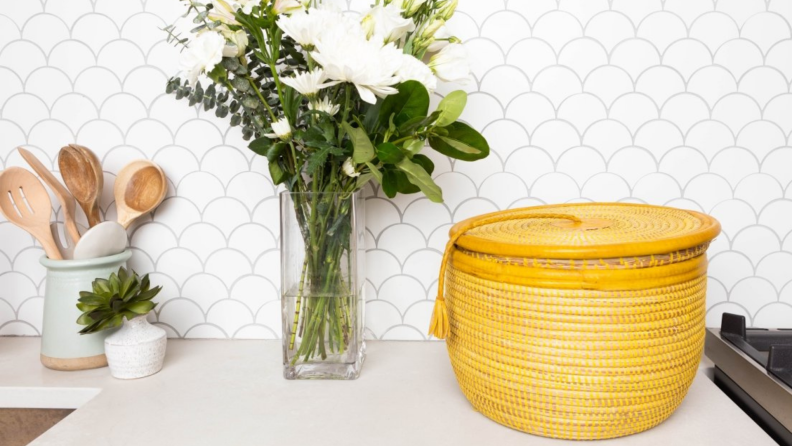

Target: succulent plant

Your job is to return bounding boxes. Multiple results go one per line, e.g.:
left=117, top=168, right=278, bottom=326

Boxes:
left=76, top=267, right=162, bottom=335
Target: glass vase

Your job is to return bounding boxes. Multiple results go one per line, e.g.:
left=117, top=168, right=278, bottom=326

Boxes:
left=280, top=192, right=365, bottom=380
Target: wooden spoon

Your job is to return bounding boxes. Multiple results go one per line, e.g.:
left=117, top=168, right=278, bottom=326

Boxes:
left=0, top=167, right=63, bottom=260
left=59, top=145, right=102, bottom=228
left=18, top=147, right=82, bottom=244
left=115, top=160, right=167, bottom=229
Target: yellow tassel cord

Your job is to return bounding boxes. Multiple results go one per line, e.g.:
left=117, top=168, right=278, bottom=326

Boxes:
left=429, top=203, right=721, bottom=440
left=429, top=212, right=581, bottom=339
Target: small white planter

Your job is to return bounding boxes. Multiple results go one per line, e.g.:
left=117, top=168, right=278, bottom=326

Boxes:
left=104, top=315, right=167, bottom=379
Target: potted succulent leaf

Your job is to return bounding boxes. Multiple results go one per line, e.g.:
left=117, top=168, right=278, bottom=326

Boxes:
left=77, top=267, right=165, bottom=379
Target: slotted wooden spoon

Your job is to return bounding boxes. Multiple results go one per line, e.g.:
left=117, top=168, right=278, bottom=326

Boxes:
left=0, top=167, right=63, bottom=260
left=18, top=147, right=82, bottom=244
left=115, top=160, right=167, bottom=229
left=59, top=145, right=103, bottom=228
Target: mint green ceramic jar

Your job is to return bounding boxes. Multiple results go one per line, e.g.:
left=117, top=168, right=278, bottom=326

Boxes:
left=39, top=250, right=132, bottom=370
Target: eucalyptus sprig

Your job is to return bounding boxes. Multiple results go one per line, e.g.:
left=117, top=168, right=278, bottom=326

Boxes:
left=76, top=267, right=162, bottom=335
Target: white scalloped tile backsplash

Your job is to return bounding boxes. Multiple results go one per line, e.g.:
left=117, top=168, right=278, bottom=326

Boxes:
left=1, top=0, right=791, bottom=339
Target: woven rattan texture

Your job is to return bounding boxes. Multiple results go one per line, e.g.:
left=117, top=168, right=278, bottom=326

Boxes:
left=464, top=204, right=704, bottom=248
left=439, top=205, right=716, bottom=439
left=445, top=257, right=707, bottom=439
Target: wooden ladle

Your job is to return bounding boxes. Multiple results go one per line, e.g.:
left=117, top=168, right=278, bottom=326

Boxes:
left=58, top=145, right=103, bottom=228
left=0, top=167, right=63, bottom=260
left=18, top=147, right=82, bottom=244
left=115, top=160, right=167, bottom=229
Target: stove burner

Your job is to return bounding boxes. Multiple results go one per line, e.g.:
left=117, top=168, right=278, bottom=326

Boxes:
left=720, top=313, right=792, bottom=389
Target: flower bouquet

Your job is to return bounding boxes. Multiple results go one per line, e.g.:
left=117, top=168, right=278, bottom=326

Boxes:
left=165, top=0, right=489, bottom=379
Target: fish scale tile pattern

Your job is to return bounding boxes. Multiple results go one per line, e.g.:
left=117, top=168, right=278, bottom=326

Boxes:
left=1, top=0, right=791, bottom=340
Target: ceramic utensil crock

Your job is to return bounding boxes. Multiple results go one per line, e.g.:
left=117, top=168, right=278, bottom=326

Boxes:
left=39, top=250, right=132, bottom=371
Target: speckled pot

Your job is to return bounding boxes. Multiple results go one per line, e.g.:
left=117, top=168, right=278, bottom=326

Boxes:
left=104, top=315, right=167, bottom=379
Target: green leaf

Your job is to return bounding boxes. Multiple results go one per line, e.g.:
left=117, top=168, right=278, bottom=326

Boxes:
left=435, top=91, right=468, bottom=127
left=382, top=169, right=398, bottom=198
left=248, top=137, right=272, bottom=156
left=356, top=173, right=374, bottom=189
left=343, top=122, right=375, bottom=163
left=412, top=154, right=435, bottom=175
left=399, top=111, right=441, bottom=134
left=428, top=122, right=490, bottom=161
left=395, top=170, right=420, bottom=194
left=93, top=278, right=111, bottom=295
left=119, top=273, right=136, bottom=300
left=127, top=301, right=156, bottom=315
left=306, top=144, right=344, bottom=174
left=76, top=312, right=94, bottom=326
left=376, top=142, right=404, bottom=164
left=269, top=161, right=287, bottom=185
left=76, top=303, right=98, bottom=313
left=136, top=286, right=162, bottom=302
left=266, top=142, right=286, bottom=163
left=98, top=314, right=124, bottom=331
left=404, top=139, right=424, bottom=156
left=78, top=293, right=106, bottom=306
left=396, top=158, right=443, bottom=203
left=365, top=162, right=382, bottom=183
left=378, top=81, right=430, bottom=128
left=206, top=64, right=227, bottom=85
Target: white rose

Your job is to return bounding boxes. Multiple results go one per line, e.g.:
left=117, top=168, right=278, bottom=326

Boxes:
left=361, top=4, right=416, bottom=43
left=180, top=31, right=226, bottom=86
left=428, top=43, right=470, bottom=84
left=397, top=55, right=437, bottom=92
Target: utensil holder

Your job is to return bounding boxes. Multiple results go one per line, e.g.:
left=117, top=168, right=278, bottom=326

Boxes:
left=39, top=250, right=132, bottom=371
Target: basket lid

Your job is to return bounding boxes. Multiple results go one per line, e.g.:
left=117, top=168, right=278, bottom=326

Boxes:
left=450, top=203, right=721, bottom=260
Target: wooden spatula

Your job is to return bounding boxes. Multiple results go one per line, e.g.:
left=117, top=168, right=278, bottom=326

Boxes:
left=0, top=167, right=63, bottom=260
left=18, top=147, right=82, bottom=244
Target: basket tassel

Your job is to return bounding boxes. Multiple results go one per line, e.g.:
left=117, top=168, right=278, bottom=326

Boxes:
left=429, top=297, right=449, bottom=339
left=429, top=212, right=582, bottom=340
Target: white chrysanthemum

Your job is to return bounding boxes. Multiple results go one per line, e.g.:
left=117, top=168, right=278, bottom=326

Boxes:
left=309, top=97, right=341, bottom=116
left=311, top=22, right=402, bottom=104
left=180, top=31, right=226, bottom=86
left=342, top=158, right=360, bottom=177
left=281, top=69, right=339, bottom=98
left=273, top=0, right=304, bottom=14
left=397, top=55, right=437, bottom=92
left=266, top=118, right=293, bottom=140
left=277, top=8, right=343, bottom=49
left=361, top=3, right=415, bottom=43
left=428, top=43, right=470, bottom=84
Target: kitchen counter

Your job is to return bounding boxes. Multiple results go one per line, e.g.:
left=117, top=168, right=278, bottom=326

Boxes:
left=0, top=338, right=776, bottom=446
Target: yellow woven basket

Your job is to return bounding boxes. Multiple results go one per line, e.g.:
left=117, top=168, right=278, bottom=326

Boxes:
left=429, top=203, right=721, bottom=440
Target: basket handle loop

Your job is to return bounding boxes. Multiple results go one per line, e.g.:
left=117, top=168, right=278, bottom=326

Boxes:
left=428, top=212, right=582, bottom=339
